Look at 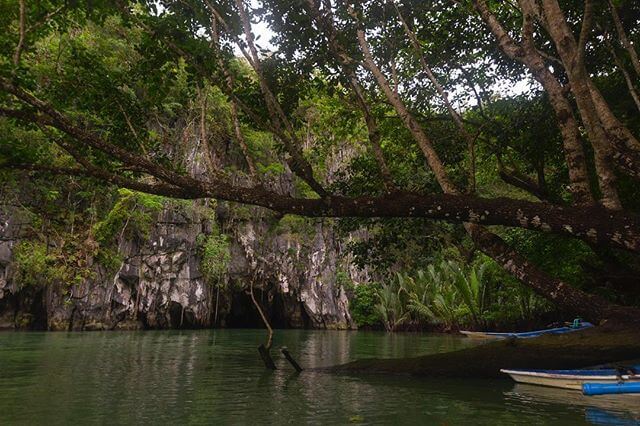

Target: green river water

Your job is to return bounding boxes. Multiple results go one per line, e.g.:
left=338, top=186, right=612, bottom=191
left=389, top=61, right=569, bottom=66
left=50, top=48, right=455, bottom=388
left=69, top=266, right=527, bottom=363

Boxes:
left=1, top=329, right=639, bottom=425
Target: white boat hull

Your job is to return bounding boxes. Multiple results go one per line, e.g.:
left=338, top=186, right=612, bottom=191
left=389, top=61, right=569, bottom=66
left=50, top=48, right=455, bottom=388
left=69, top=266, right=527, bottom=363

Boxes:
left=501, top=369, right=640, bottom=390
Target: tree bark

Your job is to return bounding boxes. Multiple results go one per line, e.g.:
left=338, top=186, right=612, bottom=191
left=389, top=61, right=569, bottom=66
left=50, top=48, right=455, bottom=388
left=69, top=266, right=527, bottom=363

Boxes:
left=354, top=21, right=459, bottom=194
left=588, top=82, right=640, bottom=179
left=467, top=224, right=639, bottom=322
left=208, top=0, right=327, bottom=197
left=473, top=0, right=595, bottom=206
left=305, top=0, right=395, bottom=191
left=609, top=43, right=640, bottom=113
left=608, top=0, right=640, bottom=78
left=3, top=92, right=640, bottom=255
left=540, top=0, right=621, bottom=210
left=13, top=0, right=26, bottom=66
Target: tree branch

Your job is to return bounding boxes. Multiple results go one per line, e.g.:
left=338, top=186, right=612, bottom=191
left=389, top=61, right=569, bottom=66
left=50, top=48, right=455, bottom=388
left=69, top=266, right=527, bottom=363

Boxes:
left=392, top=0, right=476, bottom=192
left=348, top=2, right=458, bottom=194
left=608, top=0, right=640, bottom=77
left=13, top=0, right=26, bottom=66
left=207, top=0, right=327, bottom=197
left=305, top=0, right=396, bottom=191
left=576, top=0, right=594, bottom=69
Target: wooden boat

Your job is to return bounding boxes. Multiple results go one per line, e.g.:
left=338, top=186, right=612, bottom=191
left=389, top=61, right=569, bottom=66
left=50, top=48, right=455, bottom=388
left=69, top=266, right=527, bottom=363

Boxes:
left=501, top=367, right=640, bottom=390
left=460, top=321, right=593, bottom=339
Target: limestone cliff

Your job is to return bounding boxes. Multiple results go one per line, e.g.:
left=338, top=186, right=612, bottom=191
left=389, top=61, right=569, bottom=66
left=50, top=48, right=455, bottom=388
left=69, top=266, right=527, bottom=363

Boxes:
left=0, top=200, right=362, bottom=330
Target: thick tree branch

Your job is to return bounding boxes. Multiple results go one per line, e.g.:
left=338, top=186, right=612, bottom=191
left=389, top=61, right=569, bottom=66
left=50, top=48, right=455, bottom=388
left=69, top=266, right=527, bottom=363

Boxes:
left=609, top=43, right=640, bottom=113
left=209, top=16, right=257, bottom=178
left=576, top=0, right=594, bottom=69
left=349, top=3, right=458, bottom=194
left=1, top=162, right=195, bottom=199
left=540, top=0, right=627, bottom=209
left=496, top=159, right=554, bottom=202
left=469, top=225, right=639, bottom=322
left=5, top=154, right=640, bottom=254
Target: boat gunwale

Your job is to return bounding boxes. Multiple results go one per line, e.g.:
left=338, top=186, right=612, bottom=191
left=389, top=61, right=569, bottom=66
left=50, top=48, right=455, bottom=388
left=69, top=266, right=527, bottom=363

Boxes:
left=500, top=369, right=639, bottom=381
left=460, top=323, right=593, bottom=339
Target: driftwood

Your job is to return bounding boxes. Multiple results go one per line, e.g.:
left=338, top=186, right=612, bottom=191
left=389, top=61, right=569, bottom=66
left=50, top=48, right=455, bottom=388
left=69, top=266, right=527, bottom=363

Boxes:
left=258, top=343, right=277, bottom=370
left=281, top=347, right=303, bottom=372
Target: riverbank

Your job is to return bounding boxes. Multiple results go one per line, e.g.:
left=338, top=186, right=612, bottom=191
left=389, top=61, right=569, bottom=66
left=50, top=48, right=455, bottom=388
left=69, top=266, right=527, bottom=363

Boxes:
left=327, top=323, right=640, bottom=378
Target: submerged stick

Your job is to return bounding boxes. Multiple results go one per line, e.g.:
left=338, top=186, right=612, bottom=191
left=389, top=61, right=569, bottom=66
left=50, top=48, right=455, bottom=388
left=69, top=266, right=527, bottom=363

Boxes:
left=258, top=344, right=277, bottom=370
left=281, top=347, right=303, bottom=372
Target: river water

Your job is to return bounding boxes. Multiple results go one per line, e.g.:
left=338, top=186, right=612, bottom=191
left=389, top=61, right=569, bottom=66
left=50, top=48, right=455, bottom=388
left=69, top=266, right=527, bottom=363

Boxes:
left=0, top=330, right=638, bottom=425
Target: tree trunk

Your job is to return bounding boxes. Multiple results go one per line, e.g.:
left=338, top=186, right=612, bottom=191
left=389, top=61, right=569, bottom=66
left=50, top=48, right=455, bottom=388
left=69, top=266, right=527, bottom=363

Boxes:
left=588, top=82, right=640, bottom=179
left=473, top=0, right=595, bottom=206
left=540, top=0, right=621, bottom=210
left=354, top=7, right=639, bottom=321
left=467, top=224, right=639, bottom=322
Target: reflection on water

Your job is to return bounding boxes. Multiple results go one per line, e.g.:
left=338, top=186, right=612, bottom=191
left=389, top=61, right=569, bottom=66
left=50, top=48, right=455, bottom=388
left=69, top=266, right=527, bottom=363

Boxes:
left=505, top=384, right=640, bottom=424
left=0, top=330, right=637, bottom=425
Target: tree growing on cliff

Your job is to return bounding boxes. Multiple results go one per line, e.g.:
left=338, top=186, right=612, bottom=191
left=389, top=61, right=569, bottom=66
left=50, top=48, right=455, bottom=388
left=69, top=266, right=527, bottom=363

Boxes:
left=1, top=0, right=640, bottom=323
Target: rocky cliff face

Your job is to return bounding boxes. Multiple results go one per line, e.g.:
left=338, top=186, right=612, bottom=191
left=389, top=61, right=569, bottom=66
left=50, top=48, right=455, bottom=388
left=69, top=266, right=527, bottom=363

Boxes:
left=0, top=200, right=363, bottom=331
left=0, top=102, right=370, bottom=331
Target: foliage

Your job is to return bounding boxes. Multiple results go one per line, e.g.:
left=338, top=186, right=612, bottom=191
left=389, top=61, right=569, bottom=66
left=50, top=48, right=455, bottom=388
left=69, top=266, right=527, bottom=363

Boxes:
left=349, top=282, right=382, bottom=328
left=12, top=241, right=51, bottom=288
left=12, top=239, right=94, bottom=289
left=92, top=189, right=164, bottom=245
left=1, top=0, right=640, bottom=323
left=375, top=282, right=411, bottom=332
left=374, top=257, right=549, bottom=331
left=197, top=227, right=231, bottom=287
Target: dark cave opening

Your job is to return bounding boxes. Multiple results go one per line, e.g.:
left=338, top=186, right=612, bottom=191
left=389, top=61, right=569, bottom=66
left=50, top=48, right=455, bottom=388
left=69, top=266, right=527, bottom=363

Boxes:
left=226, top=283, right=293, bottom=329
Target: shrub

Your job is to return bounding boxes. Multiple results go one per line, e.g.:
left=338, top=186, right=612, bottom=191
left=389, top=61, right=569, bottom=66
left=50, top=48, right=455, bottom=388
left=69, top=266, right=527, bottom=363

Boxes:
left=197, top=230, right=231, bottom=287
left=350, top=283, right=381, bottom=328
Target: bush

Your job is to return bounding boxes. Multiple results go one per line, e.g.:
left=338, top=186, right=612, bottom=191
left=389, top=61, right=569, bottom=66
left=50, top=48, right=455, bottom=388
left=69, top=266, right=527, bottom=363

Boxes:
left=197, top=230, right=231, bottom=287
left=350, top=283, right=381, bottom=328
left=93, top=189, right=164, bottom=245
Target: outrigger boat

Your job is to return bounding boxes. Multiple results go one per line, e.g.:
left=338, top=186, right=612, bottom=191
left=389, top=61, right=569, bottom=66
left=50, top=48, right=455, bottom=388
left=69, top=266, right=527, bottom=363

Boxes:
left=501, top=366, right=640, bottom=390
left=460, top=320, right=593, bottom=339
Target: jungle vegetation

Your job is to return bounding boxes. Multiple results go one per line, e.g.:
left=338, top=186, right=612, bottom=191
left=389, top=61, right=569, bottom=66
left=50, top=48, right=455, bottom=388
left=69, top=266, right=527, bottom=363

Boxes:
left=1, top=0, right=640, bottom=328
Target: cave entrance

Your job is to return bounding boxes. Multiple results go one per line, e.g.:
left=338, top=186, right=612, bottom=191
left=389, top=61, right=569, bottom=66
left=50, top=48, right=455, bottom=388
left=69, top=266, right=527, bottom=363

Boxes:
left=225, top=282, right=290, bottom=329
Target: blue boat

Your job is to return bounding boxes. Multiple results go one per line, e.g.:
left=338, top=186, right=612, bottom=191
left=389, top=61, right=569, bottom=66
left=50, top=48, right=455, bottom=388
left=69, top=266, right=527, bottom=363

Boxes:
left=461, top=320, right=594, bottom=340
